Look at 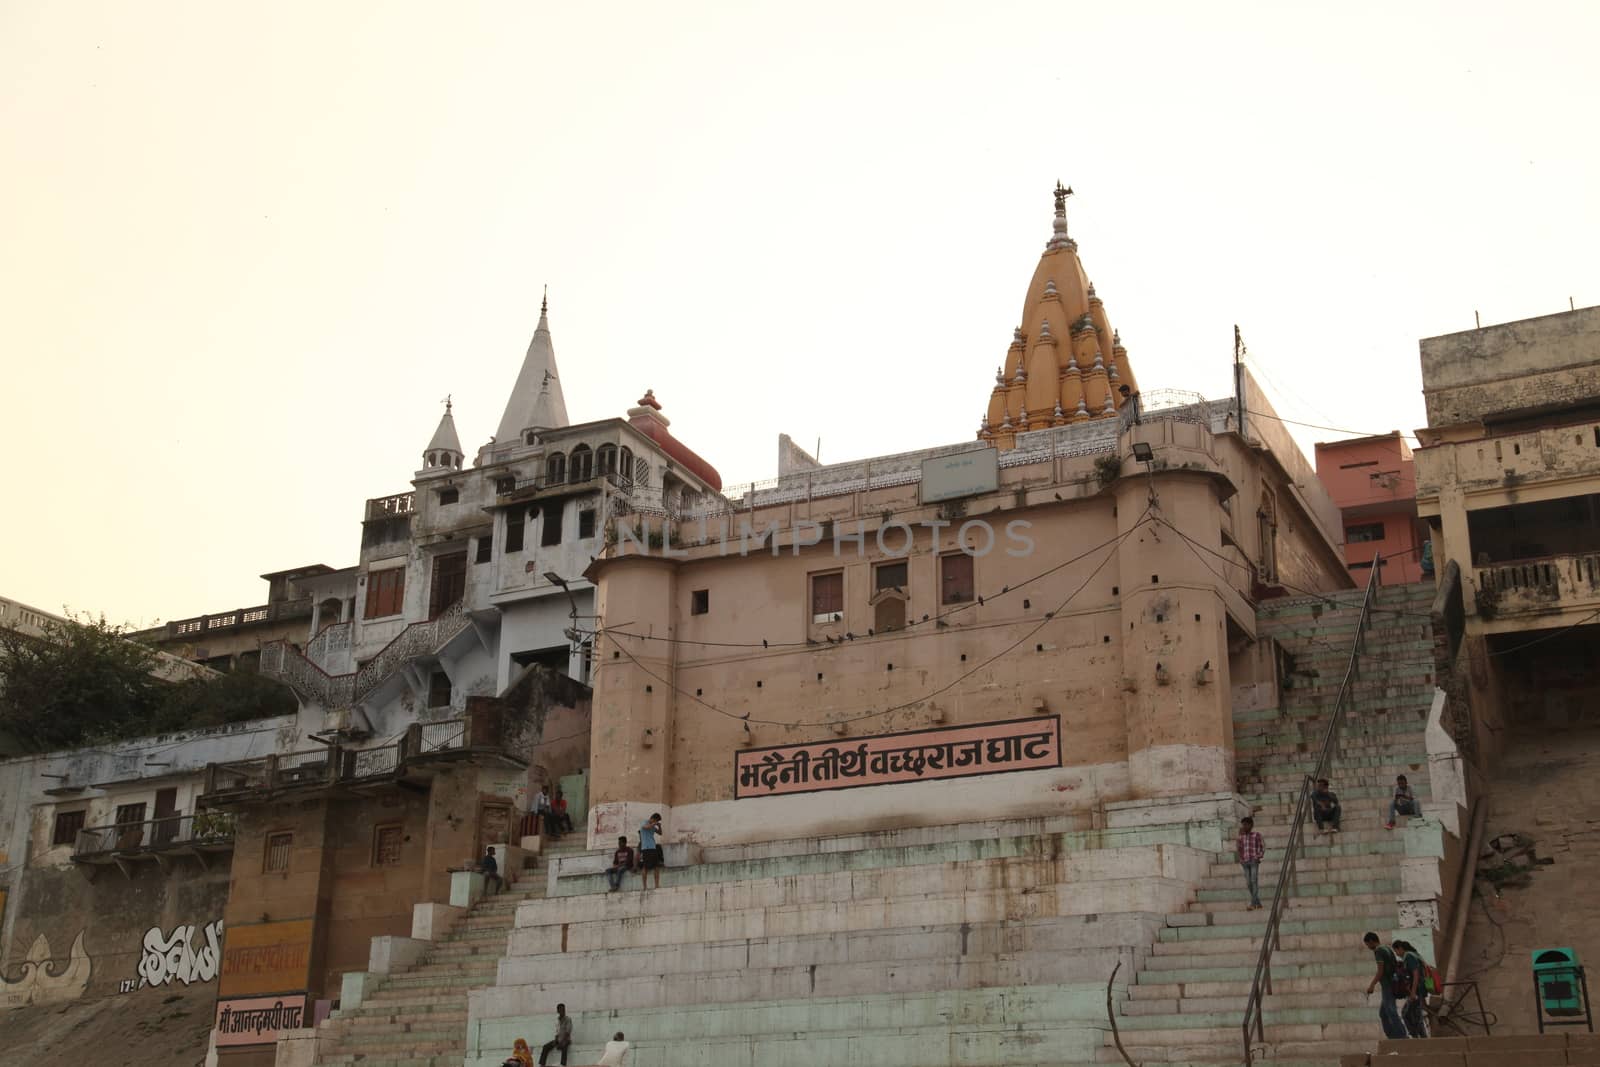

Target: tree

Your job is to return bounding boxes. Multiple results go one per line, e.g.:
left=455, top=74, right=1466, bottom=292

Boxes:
left=0, top=614, right=163, bottom=750
left=0, top=614, right=297, bottom=751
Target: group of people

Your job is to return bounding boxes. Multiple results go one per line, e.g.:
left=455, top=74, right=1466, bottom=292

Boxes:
left=533, top=786, right=575, bottom=840
left=495, top=815, right=668, bottom=1066
left=606, top=812, right=666, bottom=891
left=1234, top=774, right=1434, bottom=1039
left=502, top=1005, right=631, bottom=1066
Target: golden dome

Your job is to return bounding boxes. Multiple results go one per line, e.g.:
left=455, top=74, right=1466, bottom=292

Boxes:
left=980, top=184, right=1139, bottom=448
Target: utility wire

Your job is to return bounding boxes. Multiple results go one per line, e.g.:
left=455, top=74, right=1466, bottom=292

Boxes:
left=597, top=513, right=1152, bottom=729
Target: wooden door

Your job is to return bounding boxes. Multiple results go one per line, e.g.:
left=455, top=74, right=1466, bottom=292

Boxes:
left=153, top=788, right=179, bottom=845
left=429, top=551, right=468, bottom=617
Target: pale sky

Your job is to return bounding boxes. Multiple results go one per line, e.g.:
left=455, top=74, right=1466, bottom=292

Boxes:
left=4, top=1, right=1598, bottom=626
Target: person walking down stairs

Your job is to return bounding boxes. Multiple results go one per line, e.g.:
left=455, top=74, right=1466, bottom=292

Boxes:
left=1236, top=816, right=1265, bottom=910
left=1363, top=932, right=1409, bottom=1041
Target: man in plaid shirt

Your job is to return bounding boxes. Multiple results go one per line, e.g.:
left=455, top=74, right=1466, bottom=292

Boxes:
left=1236, top=816, right=1265, bottom=910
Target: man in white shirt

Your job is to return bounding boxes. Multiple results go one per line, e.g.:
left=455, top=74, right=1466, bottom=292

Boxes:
left=597, top=1031, right=630, bottom=1065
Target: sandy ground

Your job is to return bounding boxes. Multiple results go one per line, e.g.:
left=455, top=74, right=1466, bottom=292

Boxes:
left=0, top=982, right=216, bottom=1067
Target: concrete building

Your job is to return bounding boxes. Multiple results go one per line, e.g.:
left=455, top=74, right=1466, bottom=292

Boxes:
left=1315, top=432, right=1429, bottom=585
left=132, top=567, right=332, bottom=673
left=1416, top=305, right=1600, bottom=764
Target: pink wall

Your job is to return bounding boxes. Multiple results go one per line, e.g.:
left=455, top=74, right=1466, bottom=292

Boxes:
left=1314, top=433, right=1428, bottom=585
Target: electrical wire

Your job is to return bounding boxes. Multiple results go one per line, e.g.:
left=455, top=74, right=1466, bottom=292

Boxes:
left=597, top=512, right=1152, bottom=729
left=1484, top=606, right=1600, bottom=656
left=1244, top=407, right=1421, bottom=442
left=586, top=512, right=1158, bottom=651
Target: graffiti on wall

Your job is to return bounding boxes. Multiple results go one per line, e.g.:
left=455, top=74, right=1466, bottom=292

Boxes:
left=0, top=932, right=92, bottom=1009
left=117, top=919, right=224, bottom=993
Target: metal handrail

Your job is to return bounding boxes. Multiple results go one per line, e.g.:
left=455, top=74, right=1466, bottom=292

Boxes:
left=1241, top=554, right=1383, bottom=1064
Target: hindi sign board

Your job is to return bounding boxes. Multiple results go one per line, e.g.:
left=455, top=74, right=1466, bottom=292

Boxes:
left=919, top=448, right=999, bottom=504
left=734, top=716, right=1061, bottom=799
left=214, top=993, right=307, bottom=1047
left=218, top=918, right=313, bottom=998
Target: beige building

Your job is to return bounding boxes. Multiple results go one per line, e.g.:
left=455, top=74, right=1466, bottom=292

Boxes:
left=583, top=188, right=1353, bottom=849
left=1416, top=305, right=1600, bottom=762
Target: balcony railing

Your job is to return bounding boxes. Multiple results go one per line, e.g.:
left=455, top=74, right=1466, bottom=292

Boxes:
left=200, top=716, right=477, bottom=803
left=366, top=492, right=417, bottom=521
left=1475, top=552, right=1600, bottom=618
left=258, top=600, right=468, bottom=708
left=145, top=598, right=313, bottom=643
left=73, top=812, right=236, bottom=861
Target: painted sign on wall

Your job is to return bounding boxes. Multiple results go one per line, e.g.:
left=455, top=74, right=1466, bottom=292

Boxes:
left=920, top=447, right=999, bottom=504
left=214, top=993, right=307, bottom=1047
left=735, top=716, right=1062, bottom=799
left=218, top=918, right=313, bottom=997
left=0, top=932, right=91, bottom=1009
left=128, top=919, right=224, bottom=990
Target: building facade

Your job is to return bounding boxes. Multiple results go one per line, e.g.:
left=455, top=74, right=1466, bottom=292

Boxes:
left=1314, top=431, right=1428, bottom=584
left=1416, top=305, right=1600, bottom=763
left=583, top=190, right=1352, bottom=849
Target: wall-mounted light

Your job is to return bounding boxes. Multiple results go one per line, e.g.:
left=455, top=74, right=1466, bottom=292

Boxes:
left=1131, top=441, right=1155, bottom=462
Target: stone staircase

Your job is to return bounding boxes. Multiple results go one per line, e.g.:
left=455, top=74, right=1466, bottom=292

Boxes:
left=312, top=837, right=589, bottom=1067
left=344, top=579, right=1453, bottom=1067
left=1107, top=579, right=1445, bottom=1065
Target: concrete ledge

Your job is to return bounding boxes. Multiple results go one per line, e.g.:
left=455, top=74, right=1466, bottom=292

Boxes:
left=338, top=969, right=371, bottom=1012
left=450, top=870, right=486, bottom=908
left=412, top=901, right=464, bottom=940
left=272, top=1029, right=320, bottom=1067
left=1103, top=790, right=1248, bottom=833
left=368, top=935, right=429, bottom=975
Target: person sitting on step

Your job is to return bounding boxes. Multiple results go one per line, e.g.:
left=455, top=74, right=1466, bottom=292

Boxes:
left=502, top=1038, right=534, bottom=1067
left=1312, top=778, right=1342, bottom=834
left=1386, top=775, right=1421, bottom=830
left=607, top=836, right=635, bottom=892
left=480, top=845, right=503, bottom=895
left=597, top=1031, right=631, bottom=1065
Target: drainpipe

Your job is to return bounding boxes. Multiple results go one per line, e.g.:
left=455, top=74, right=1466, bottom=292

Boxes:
left=1443, top=796, right=1490, bottom=980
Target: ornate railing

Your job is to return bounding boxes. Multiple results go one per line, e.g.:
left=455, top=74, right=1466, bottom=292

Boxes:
left=353, top=600, right=469, bottom=701
left=306, top=621, right=352, bottom=666
left=1240, top=555, right=1383, bottom=1065
left=259, top=601, right=468, bottom=708
left=74, top=812, right=236, bottom=859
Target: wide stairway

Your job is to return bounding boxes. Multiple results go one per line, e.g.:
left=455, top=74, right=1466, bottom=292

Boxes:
left=452, top=581, right=1446, bottom=1067
left=1111, top=579, right=1443, bottom=1064
left=313, top=838, right=589, bottom=1067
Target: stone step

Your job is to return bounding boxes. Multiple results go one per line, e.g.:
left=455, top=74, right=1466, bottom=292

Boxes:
left=1136, top=957, right=1372, bottom=987
left=1183, top=888, right=1396, bottom=915
left=1157, top=913, right=1388, bottom=943
left=493, top=914, right=1153, bottom=989
left=1143, top=939, right=1383, bottom=971
left=1150, top=930, right=1374, bottom=958
left=1095, top=1028, right=1372, bottom=1064
left=1203, top=852, right=1395, bottom=879
left=1121, top=988, right=1369, bottom=1016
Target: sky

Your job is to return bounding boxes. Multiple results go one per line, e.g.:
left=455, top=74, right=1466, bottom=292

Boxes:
left=3, top=1, right=1598, bottom=626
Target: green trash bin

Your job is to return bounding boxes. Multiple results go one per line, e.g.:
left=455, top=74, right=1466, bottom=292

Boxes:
left=1532, top=947, right=1591, bottom=1031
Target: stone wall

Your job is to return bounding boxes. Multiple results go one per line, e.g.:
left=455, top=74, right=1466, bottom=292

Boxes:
left=1420, top=305, right=1600, bottom=426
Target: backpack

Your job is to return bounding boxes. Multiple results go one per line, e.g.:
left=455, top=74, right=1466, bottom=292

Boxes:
left=1422, top=961, right=1443, bottom=996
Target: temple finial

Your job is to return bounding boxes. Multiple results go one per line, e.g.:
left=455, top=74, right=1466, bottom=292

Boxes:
left=1054, top=181, right=1073, bottom=217
left=443, top=393, right=452, bottom=415
left=541, top=284, right=548, bottom=317
left=1048, top=182, right=1076, bottom=250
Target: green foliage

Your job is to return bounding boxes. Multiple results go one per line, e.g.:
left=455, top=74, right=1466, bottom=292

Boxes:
left=0, top=614, right=293, bottom=752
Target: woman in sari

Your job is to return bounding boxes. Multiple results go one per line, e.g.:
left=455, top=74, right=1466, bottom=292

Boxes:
left=503, top=1038, right=534, bottom=1067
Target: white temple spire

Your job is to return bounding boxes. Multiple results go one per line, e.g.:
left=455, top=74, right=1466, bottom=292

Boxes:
left=495, top=288, right=569, bottom=443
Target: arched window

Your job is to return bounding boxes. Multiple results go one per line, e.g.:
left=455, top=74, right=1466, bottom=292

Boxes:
left=546, top=452, right=566, bottom=484
left=569, top=445, right=593, bottom=484
left=597, top=444, right=618, bottom=477
left=526, top=431, right=538, bottom=446
left=619, top=447, right=634, bottom=483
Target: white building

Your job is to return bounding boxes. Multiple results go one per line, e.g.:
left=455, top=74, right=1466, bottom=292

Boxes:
left=259, top=297, right=724, bottom=742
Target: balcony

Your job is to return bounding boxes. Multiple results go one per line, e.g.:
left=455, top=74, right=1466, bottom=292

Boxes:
left=1473, top=552, right=1600, bottom=629
left=72, top=812, right=236, bottom=876
left=198, top=710, right=522, bottom=807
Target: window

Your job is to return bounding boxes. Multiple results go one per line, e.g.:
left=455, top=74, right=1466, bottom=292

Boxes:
left=545, top=453, right=565, bottom=484
left=364, top=567, right=406, bottom=618
left=428, top=551, right=467, bottom=616
left=874, top=561, right=908, bottom=591
left=691, top=589, right=709, bottom=616
left=264, top=831, right=292, bottom=873
left=597, top=444, right=618, bottom=476
left=428, top=670, right=451, bottom=709
left=541, top=502, right=564, bottom=546
left=620, top=447, right=634, bottom=482
left=634, top=457, right=650, bottom=487
left=1346, top=522, right=1386, bottom=544
left=578, top=508, right=596, bottom=539
left=495, top=476, right=515, bottom=495
left=1338, top=460, right=1379, bottom=470
left=811, top=572, right=844, bottom=623
left=115, top=803, right=147, bottom=849
left=373, top=824, right=403, bottom=867
left=52, top=809, right=85, bottom=846
left=436, top=487, right=459, bottom=506
left=475, top=535, right=493, bottom=564
left=941, top=553, right=975, bottom=604
left=505, top=509, right=526, bottom=553
left=569, top=445, right=593, bottom=483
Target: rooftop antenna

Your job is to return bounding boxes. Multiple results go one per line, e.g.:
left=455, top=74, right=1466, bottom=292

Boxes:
left=1571, top=297, right=1576, bottom=311
left=815, top=437, right=821, bottom=464
left=1475, top=310, right=1481, bottom=328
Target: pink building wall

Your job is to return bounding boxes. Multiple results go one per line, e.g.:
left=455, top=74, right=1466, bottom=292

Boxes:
left=1314, top=432, right=1428, bottom=585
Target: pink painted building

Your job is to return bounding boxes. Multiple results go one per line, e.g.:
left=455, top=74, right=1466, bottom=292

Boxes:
left=1314, top=431, right=1429, bottom=585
